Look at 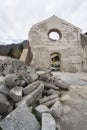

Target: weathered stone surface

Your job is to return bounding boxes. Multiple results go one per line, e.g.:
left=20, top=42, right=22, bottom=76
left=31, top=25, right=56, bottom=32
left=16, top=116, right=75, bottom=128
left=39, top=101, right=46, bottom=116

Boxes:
left=39, top=94, right=59, bottom=107
left=0, top=102, right=40, bottom=130
left=60, top=94, right=70, bottom=102
left=0, top=93, right=10, bottom=114
left=39, top=94, right=59, bottom=104
left=9, top=86, right=22, bottom=102
left=0, top=115, right=2, bottom=121
left=0, top=77, right=10, bottom=95
left=47, top=89, right=60, bottom=96
left=51, top=100, right=62, bottom=118
left=42, top=113, right=56, bottom=130
left=44, top=83, right=59, bottom=90
left=29, top=16, right=83, bottom=72
left=54, top=79, right=69, bottom=90
left=5, top=74, right=18, bottom=88
left=35, top=105, right=50, bottom=118
left=0, top=84, right=10, bottom=95
left=52, top=72, right=87, bottom=86
left=36, top=70, right=47, bottom=76
left=39, top=74, right=51, bottom=82
left=29, top=73, right=39, bottom=83
left=23, top=80, right=41, bottom=95
left=16, top=82, right=44, bottom=106
left=58, top=85, right=87, bottom=130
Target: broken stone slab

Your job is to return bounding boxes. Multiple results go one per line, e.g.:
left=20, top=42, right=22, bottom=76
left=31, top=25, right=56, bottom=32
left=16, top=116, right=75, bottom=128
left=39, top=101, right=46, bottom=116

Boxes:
left=28, top=72, right=39, bottom=84
left=9, top=86, right=23, bottom=102
left=36, top=70, right=50, bottom=76
left=47, top=89, right=60, bottom=96
left=36, top=70, right=47, bottom=76
left=35, top=105, right=50, bottom=118
left=41, top=98, right=59, bottom=107
left=0, top=77, right=10, bottom=95
left=5, top=74, right=18, bottom=88
left=54, top=79, right=69, bottom=90
left=0, top=102, right=40, bottom=130
left=0, top=84, right=10, bottom=96
left=39, top=74, right=51, bottom=82
left=23, top=80, right=41, bottom=95
left=44, top=83, right=59, bottom=90
left=16, top=82, right=44, bottom=106
left=39, top=94, right=59, bottom=107
left=0, top=93, right=10, bottom=114
left=51, top=100, right=63, bottom=119
left=42, top=113, right=56, bottom=130
left=39, top=94, right=59, bottom=104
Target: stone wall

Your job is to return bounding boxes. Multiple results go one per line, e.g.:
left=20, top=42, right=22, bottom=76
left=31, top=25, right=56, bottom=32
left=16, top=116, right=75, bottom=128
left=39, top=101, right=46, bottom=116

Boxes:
left=29, top=15, right=83, bottom=72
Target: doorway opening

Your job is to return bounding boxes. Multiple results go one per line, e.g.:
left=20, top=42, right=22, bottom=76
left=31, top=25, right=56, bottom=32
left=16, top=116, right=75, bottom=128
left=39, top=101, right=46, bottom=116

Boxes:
left=50, top=52, right=61, bottom=71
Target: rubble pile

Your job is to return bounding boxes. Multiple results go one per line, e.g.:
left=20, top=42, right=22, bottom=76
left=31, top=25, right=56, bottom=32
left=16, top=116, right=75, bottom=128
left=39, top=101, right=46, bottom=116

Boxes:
left=0, top=57, right=69, bottom=130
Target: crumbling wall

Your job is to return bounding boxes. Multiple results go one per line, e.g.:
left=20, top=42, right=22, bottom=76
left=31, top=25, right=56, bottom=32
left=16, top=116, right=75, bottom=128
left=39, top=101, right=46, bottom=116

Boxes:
left=29, top=15, right=83, bottom=72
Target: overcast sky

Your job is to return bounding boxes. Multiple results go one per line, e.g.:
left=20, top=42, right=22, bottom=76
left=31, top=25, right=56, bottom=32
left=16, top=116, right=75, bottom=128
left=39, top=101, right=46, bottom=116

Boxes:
left=0, top=0, right=87, bottom=40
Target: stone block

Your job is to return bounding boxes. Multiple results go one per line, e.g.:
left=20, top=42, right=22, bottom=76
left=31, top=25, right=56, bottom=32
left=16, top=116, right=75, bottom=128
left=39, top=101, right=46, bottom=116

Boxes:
left=5, top=74, right=18, bottom=88
left=23, top=80, right=41, bottom=95
left=0, top=102, right=40, bottom=130
left=35, top=105, right=50, bottom=118
left=0, top=93, right=10, bottom=114
left=51, top=100, right=62, bottom=118
left=0, top=77, right=10, bottom=95
left=39, top=94, right=59, bottom=104
left=16, top=82, right=44, bottom=106
left=54, top=79, right=69, bottom=90
left=42, top=113, right=56, bottom=130
left=44, top=83, right=59, bottom=90
left=39, top=94, right=59, bottom=107
left=9, top=86, right=23, bottom=102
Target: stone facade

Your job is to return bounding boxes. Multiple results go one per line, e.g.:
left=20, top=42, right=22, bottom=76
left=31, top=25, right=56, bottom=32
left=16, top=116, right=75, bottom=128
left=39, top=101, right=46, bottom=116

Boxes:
left=28, top=15, right=87, bottom=72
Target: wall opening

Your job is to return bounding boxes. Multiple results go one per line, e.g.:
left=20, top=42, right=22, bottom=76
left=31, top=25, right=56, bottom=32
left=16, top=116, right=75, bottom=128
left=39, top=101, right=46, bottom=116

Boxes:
left=48, top=28, right=62, bottom=41
left=50, top=52, right=61, bottom=71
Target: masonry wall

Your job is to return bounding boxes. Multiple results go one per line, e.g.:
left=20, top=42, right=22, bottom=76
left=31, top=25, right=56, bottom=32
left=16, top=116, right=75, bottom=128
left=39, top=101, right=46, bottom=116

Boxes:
left=29, top=16, right=83, bottom=72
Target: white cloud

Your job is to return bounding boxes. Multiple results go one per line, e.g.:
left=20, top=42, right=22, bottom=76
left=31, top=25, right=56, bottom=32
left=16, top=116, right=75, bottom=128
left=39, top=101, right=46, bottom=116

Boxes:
left=0, top=0, right=87, bottom=40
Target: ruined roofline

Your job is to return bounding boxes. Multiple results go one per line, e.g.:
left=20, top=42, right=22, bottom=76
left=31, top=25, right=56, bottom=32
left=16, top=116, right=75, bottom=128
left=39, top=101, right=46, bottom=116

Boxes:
left=30, top=15, right=82, bottom=32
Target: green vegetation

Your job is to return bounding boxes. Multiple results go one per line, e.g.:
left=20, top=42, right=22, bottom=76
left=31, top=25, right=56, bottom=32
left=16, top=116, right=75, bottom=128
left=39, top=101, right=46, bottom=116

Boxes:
left=8, top=44, right=23, bottom=59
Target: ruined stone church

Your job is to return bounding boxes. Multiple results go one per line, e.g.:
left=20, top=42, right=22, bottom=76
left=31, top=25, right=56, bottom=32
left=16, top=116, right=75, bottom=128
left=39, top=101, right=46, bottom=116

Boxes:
left=21, top=15, right=87, bottom=72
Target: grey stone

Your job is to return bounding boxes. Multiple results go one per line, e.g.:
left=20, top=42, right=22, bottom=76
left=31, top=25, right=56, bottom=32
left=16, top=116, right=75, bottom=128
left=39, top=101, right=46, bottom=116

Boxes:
left=36, top=70, right=47, bottom=76
left=0, top=77, right=10, bottom=95
left=0, top=102, right=40, bottom=130
left=9, top=86, right=23, bottom=102
left=16, top=82, right=44, bottom=106
left=42, top=113, right=56, bottom=130
left=5, top=74, right=18, bottom=88
left=39, top=94, right=59, bottom=104
left=0, top=93, right=10, bottom=114
left=0, top=115, right=2, bottom=121
left=29, top=72, right=39, bottom=83
left=51, top=100, right=62, bottom=118
left=39, top=94, right=59, bottom=107
left=23, top=80, right=41, bottom=95
left=39, top=74, right=51, bottom=82
left=54, top=79, right=69, bottom=90
left=35, top=105, right=50, bottom=118
left=47, top=89, right=60, bottom=96
left=44, top=83, right=59, bottom=90
left=0, top=84, right=10, bottom=95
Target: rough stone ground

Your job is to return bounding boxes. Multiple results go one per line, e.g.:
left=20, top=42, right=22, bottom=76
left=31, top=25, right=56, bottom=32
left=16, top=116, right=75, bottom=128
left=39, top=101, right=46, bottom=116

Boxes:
left=52, top=71, right=87, bottom=86
left=0, top=56, right=87, bottom=130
